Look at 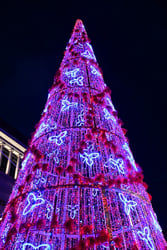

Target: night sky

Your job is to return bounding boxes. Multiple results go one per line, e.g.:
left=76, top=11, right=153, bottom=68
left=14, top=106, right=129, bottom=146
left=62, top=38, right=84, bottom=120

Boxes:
left=0, top=1, right=167, bottom=233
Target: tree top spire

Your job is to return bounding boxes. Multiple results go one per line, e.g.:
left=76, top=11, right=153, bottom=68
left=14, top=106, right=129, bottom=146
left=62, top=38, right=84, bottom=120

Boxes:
left=74, top=19, right=84, bottom=27
left=68, top=19, right=89, bottom=44
left=60, top=19, right=97, bottom=67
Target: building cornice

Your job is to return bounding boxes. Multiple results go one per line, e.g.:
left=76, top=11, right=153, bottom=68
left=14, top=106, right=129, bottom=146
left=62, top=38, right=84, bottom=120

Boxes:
left=0, top=130, right=26, bottom=154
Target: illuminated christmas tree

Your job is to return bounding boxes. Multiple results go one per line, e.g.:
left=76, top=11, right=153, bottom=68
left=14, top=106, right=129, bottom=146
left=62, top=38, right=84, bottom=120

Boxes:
left=0, top=19, right=166, bottom=250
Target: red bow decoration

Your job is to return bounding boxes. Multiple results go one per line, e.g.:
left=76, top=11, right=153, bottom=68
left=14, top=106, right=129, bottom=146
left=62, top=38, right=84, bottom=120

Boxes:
left=113, top=236, right=123, bottom=248
left=51, top=214, right=58, bottom=229
left=64, top=218, right=74, bottom=232
left=55, top=166, right=64, bottom=175
left=81, top=225, right=93, bottom=235
left=95, top=229, right=110, bottom=244
left=26, top=174, right=33, bottom=183
left=86, top=236, right=96, bottom=247
left=66, top=165, right=75, bottom=174
left=36, top=218, right=46, bottom=230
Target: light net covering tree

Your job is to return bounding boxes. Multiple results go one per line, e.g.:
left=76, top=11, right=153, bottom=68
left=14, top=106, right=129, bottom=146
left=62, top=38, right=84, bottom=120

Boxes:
left=0, top=19, right=166, bottom=250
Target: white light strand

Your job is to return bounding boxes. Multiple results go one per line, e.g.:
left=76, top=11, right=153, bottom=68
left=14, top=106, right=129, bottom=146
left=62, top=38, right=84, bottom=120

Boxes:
left=103, top=108, right=116, bottom=122
left=90, top=65, right=102, bottom=77
left=123, top=143, right=138, bottom=171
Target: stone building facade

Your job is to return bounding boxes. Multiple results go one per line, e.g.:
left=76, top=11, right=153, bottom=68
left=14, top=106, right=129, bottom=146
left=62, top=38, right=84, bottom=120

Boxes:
left=0, top=128, right=26, bottom=218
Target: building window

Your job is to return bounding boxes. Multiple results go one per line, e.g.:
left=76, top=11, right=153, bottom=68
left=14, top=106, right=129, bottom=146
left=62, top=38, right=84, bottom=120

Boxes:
left=9, top=153, right=18, bottom=178
left=0, top=147, right=9, bottom=173
left=19, top=158, right=23, bottom=170
left=2, top=147, right=9, bottom=157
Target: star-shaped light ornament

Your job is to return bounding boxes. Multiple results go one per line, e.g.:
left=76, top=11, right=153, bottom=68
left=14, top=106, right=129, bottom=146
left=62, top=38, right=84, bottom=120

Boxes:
left=61, top=99, right=78, bottom=111
left=22, top=243, right=51, bottom=250
left=119, top=193, right=137, bottom=215
left=49, top=131, right=67, bottom=146
left=104, top=156, right=125, bottom=174
left=69, top=76, right=84, bottom=86
left=23, top=193, right=45, bottom=215
left=137, top=227, right=155, bottom=250
left=33, top=170, right=47, bottom=188
left=67, top=205, right=79, bottom=219
left=65, top=68, right=80, bottom=78
left=81, top=49, right=96, bottom=60
left=80, top=152, right=99, bottom=167
left=46, top=203, right=53, bottom=219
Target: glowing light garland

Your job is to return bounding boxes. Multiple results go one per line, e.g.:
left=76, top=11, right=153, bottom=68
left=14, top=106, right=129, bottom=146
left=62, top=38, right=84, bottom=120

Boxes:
left=92, top=188, right=98, bottom=197
left=121, top=183, right=130, bottom=190
left=23, top=193, right=45, bottom=215
left=47, top=92, right=51, bottom=100
left=74, top=39, right=84, bottom=48
left=34, top=123, right=48, bottom=139
left=49, top=131, right=67, bottom=146
left=54, top=150, right=60, bottom=164
left=103, top=108, right=116, bottom=122
left=86, top=43, right=96, bottom=59
left=105, top=132, right=112, bottom=141
left=106, top=97, right=115, bottom=111
left=85, top=142, right=94, bottom=152
left=119, top=193, right=137, bottom=215
left=90, top=65, right=102, bottom=77
left=47, top=149, right=60, bottom=164
left=69, top=76, right=84, bottom=86
left=33, top=170, right=47, bottom=188
left=102, top=242, right=110, bottom=249
left=104, top=156, right=125, bottom=174
left=123, top=143, right=138, bottom=171
left=0, top=19, right=166, bottom=250
left=1, top=223, right=11, bottom=243
left=137, top=227, right=155, bottom=250
left=150, top=211, right=162, bottom=232
left=33, top=120, right=57, bottom=140
left=76, top=112, right=84, bottom=126
left=81, top=50, right=95, bottom=60
left=65, top=68, right=80, bottom=78
left=76, top=105, right=85, bottom=126
left=67, top=205, right=79, bottom=219
left=61, top=98, right=78, bottom=111
left=56, top=208, right=60, bottom=214
left=80, top=152, right=99, bottom=167
left=43, top=100, right=52, bottom=113
left=21, top=153, right=33, bottom=170
left=22, top=243, right=51, bottom=250
left=46, top=203, right=53, bottom=219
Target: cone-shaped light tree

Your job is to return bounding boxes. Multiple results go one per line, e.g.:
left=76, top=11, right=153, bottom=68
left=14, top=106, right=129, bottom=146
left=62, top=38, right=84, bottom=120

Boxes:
left=0, top=20, right=166, bottom=250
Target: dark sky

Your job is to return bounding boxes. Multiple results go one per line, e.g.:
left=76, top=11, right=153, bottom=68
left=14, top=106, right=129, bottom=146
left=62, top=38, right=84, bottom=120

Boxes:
left=0, top=0, right=167, bottom=232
